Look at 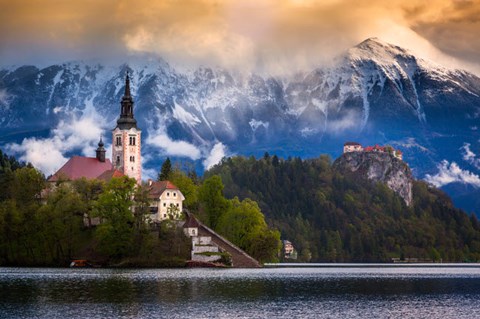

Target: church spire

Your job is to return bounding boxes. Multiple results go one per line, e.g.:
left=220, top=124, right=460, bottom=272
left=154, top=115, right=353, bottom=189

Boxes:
left=116, top=72, right=137, bottom=129
left=124, top=71, right=131, bottom=97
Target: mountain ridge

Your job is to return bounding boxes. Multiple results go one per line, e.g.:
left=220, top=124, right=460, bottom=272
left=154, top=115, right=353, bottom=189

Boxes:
left=1, top=38, right=479, bottom=214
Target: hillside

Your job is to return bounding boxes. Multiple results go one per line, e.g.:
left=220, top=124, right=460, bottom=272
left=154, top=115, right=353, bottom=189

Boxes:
left=206, top=153, right=480, bottom=262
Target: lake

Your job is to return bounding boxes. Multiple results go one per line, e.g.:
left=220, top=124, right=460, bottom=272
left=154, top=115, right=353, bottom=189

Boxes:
left=2, top=266, right=480, bottom=318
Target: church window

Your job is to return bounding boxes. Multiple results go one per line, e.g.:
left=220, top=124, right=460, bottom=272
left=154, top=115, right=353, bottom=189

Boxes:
left=115, top=136, right=122, bottom=146
left=163, top=203, right=166, bottom=207
left=116, top=156, right=120, bottom=163
left=130, top=156, right=135, bottom=162
left=129, top=136, right=136, bottom=146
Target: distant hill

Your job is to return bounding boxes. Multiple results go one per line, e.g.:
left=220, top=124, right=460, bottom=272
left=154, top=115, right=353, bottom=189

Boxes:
left=206, top=153, right=480, bottom=262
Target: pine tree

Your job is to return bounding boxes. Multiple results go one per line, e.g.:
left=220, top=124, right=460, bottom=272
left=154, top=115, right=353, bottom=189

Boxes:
left=158, top=158, right=172, bottom=181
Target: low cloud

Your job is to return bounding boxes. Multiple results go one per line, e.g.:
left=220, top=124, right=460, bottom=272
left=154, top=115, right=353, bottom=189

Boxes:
left=327, top=109, right=361, bottom=133
left=203, top=142, right=227, bottom=170
left=7, top=114, right=105, bottom=176
left=146, top=130, right=201, bottom=160
left=424, top=160, right=480, bottom=188
left=461, top=143, right=480, bottom=170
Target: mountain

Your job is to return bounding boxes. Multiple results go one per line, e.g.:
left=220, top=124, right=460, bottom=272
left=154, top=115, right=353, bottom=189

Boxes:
left=0, top=38, right=479, bottom=213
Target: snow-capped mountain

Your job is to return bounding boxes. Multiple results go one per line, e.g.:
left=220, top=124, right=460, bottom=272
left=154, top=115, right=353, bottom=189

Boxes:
left=1, top=38, right=480, bottom=213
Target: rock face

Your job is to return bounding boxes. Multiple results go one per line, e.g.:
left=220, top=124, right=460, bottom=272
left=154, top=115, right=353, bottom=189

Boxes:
left=333, top=151, right=413, bottom=206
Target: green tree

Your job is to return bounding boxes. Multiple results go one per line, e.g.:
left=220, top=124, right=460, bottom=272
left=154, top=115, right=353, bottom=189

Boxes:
left=37, top=184, right=86, bottom=264
left=158, top=158, right=172, bottom=181
left=169, top=168, right=198, bottom=208
left=198, top=175, right=231, bottom=229
left=217, top=197, right=281, bottom=263
left=94, top=176, right=137, bottom=262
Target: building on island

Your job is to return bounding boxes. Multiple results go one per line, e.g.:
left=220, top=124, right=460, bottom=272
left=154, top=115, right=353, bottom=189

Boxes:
left=147, top=180, right=185, bottom=222
left=45, top=73, right=262, bottom=267
left=343, top=142, right=403, bottom=161
left=48, top=139, right=124, bottom=183
left=48, top=74, right=141, bottom=184
left=112, top=73, right=142, bottom=184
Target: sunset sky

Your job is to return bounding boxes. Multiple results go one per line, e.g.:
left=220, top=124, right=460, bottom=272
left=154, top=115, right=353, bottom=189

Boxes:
left=1, top=0, right=479, bottom=73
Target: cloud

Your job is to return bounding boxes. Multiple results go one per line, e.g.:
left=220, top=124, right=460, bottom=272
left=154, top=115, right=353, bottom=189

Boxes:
left=146, top=130, right=201, bottom=160
left=327, top=109, right=361, bottom=133
left=1, top=0, right=479, bottom=74
left=461, top=143, right=480, bottom=170
left=141, top=167, right=158, bottom=182
left=424, top=160, right=480, bottom=188
left=7, top=137, right=68, bottom=176
left=203, top=143, right=228, bottom=170
left=6, top=113, right=105, bottom=176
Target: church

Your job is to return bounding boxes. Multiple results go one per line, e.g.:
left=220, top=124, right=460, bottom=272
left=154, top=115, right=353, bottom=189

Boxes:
left=48, top=74, right=184, bottom=223
left=49, top=73, right=142, bottom=184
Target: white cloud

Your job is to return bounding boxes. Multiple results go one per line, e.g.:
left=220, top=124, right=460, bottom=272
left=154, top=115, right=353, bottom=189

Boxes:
left=6, top=113, right=105, bottom=176
left=424, top=160, right=480, bottom=188
left=141, top=167, right=158, bottom=182
left=0, top=89, right=11, bottom=109
left=327, top=110, right=361, bottom=133
left=461, top=143, right=480, bottom=170
left=146, top=131, right=201, bottom=160
left=7, top=137, right=68, bottom=176
left=203, top=142, right=227, bottom=170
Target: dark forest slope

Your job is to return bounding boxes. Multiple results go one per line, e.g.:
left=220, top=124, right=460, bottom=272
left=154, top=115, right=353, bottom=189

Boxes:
left=206, top=154, right=480, bottom=262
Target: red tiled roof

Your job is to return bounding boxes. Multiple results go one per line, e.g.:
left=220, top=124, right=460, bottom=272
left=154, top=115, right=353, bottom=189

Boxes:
left=48, top=156, right=113, bottom=182
left=147, top=180, right=179, bottom=197
left=364, top=146, right=374, bottom=151
left=97, top=169, right=125, bottom=181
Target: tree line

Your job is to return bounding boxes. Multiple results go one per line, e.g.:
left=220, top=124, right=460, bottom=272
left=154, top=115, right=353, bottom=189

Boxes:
left=205, top=153, right=480, bottom=262
left=0, top=150, right=280, bottom=266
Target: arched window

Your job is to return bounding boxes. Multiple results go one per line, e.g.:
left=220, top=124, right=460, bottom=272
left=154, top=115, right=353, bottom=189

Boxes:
left=129, top=136, right=136, bottom=145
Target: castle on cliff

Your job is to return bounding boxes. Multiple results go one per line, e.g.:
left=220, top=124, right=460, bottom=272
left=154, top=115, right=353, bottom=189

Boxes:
left=343, top=142, right=403, bottom=161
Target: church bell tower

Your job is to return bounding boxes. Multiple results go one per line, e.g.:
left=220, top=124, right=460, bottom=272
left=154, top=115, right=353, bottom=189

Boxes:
left=112, top=73, right=142, bottom=183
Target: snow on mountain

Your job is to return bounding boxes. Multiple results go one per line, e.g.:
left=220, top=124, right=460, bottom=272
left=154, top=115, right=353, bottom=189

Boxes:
left=1, top=37, right=480, bottom=213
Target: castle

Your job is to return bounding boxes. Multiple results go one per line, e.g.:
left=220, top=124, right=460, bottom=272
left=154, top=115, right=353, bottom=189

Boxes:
left=343, top=142, right=403, bottom=161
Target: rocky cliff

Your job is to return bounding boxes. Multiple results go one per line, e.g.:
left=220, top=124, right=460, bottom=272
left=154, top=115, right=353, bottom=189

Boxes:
left=333, top=151, right=413, bottom=206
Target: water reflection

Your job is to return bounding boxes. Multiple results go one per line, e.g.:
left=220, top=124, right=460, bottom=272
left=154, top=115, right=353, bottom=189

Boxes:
left=1, top=267, right=480, bottom=318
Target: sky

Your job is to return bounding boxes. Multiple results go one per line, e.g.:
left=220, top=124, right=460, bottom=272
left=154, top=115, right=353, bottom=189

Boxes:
left=1, top=0, right=480, bottom=74
left=2, top=0, right=480, bottom=182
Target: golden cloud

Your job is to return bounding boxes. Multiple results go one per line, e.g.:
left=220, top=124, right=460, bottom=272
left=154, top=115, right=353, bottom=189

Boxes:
left=0, top=0, right=478, bottom=73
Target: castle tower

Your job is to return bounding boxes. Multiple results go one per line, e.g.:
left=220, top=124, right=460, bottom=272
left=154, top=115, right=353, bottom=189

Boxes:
left=112, top=73, right=142, bottom=183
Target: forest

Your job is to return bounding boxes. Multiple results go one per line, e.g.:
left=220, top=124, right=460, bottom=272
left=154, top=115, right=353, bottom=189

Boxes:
left=205, top=153, right=480, bottom=262
left=2, top=147, right=480, bottom=266
left=0, top=150, right=280, bottom=267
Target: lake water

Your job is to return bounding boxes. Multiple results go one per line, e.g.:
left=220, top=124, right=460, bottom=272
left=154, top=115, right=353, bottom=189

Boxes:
left=2, top=266, right=480, bottom=318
